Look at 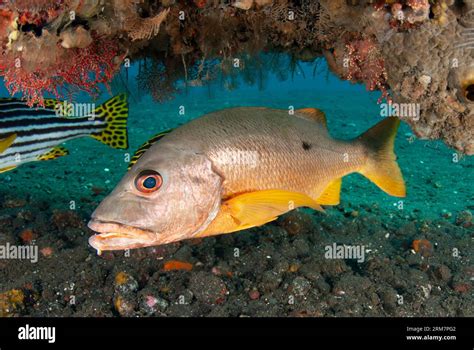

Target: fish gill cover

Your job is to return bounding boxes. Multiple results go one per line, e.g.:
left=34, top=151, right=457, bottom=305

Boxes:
left=0, top=0, right=472, bottom=323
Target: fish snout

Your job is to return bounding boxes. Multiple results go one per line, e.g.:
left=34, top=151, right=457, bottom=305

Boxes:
left=87, top=219, right=158, bottom=253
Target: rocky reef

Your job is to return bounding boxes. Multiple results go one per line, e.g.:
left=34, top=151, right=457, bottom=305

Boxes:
left=0, top=0, right=472, bottom=154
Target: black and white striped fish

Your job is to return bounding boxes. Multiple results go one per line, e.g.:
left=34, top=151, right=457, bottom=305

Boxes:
left=0, top=94, right=129, bottom=173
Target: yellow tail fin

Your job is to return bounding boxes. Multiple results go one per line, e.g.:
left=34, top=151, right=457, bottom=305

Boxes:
left=91, top=94, right=129, bottom=149
left=357, top=117, right=406, bottom=197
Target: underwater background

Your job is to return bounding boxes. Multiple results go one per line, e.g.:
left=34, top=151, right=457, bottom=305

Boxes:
left=0, top=56, right=472, bottom=317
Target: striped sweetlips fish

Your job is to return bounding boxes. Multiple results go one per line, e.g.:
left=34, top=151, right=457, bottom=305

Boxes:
left=0, top=94, right=129, bottom=173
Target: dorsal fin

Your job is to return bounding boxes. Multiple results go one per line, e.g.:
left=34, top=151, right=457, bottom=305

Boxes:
left=42, top=98, right=62, bottom=110
left=0, top=98, right=18, bottom=103
left=128, top=129, right=173, bottom=170
left=0, top=97, right=58, bottom=110
left=296, top=108, right=327, bottom=128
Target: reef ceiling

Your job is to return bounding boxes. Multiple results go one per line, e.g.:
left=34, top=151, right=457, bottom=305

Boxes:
left=0, top=0, right=472, bottom=154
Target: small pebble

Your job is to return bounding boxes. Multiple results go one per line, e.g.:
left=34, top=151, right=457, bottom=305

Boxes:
left=290, top=276, right=311, bottom=297
left=455, top=210, right=472, bottom=228
left=189, top=272, right=228, bottom=305
left=434, top=265, right=451, bottom=282
left=249, top=289, right=260, bottom=300
left=114, top=272, right=139, bottom=294
left=412, top=239, right=433, bottom=258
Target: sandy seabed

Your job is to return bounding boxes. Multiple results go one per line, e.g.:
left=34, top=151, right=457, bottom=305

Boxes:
left=0, top=87, right=472, bottom=317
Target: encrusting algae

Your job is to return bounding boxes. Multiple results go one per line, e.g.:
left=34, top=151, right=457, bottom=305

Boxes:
left=0, top=289, right=24, bottom=317
left=0, top=1, right=470, bottom=152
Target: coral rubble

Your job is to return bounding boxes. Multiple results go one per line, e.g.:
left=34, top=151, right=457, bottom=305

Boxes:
left=0, top=0, right=472, bottom=153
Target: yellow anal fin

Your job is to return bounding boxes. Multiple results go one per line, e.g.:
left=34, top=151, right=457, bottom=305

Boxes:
left=0, top=134, right=17, bottom=154
left=37, top=146, right=69, bottom=161
left=317, top=178, right=342, bottom=205
left=235, top=216, right=279, bottom=231
left=90, top=93, right=129, bottom=150
left=224, top=189, right=324, bottom=229
left=296, top=108, right=327, bottom=128
left=0, top=165, right=17, bottom=174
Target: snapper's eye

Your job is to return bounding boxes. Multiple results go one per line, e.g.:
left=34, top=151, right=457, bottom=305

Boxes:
left=135, top=171, right=162, bottom=193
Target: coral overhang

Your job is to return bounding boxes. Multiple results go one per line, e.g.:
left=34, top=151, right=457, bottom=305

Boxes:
left=0, top=0, right=472, bottom=154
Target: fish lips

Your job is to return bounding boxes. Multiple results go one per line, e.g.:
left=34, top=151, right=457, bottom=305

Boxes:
left=88, top=219, right=158, bottom=252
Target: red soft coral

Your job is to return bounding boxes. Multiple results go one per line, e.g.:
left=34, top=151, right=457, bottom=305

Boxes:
left=1, top=36, right=122, bottom=106
left=345, top=38, right=390, bottom=102
left=2, top=69, right=62, bottom=106
left=56, top=37, right=122, bottom=96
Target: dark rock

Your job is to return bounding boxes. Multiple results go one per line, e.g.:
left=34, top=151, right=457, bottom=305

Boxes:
left=293, top=238, right=311, bottom=257
left=278, top=210, right=314, bottom=236
left=299, top=262, right=322, bottom=281
left=433, top=265, right=452, bottom=283
left=290, top=276, right=312, bottom=297
left=188, top=272, right=228, bottom=305
left=455, top=210, right=472, bottom=228
left=260, top=270, right=281, bottom=292
left=114, top=272, right=139, bottom=294
left=313, top=277, right=331, bottom=294
left=332, top=274, right=372, bottom=297
left=378, top=288, right=398, bottom=314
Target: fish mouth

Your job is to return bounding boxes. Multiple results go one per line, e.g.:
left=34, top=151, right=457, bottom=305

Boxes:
left=88, top=219, right=157, bottom=253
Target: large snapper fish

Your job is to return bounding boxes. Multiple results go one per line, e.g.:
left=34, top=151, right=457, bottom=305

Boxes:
left=88, top=107, right=406, bottom=253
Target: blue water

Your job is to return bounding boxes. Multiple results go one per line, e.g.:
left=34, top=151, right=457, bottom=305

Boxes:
left=0, top=54, right=472, bottom=318
left=1, top=56, right=473, bottom=221
left=119, top=57, right=473, bottom=220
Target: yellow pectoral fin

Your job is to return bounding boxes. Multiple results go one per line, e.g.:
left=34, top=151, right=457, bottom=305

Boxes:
left=235, top=216, right=279, bottom=231
left=224, top=189, right=324, bottom=228
left=195, top=207, right=247, bottom=238
left=0, top=134, right=17, bottom=154
left=37, top=146, right=69, bottom=161
left=317, top=178, right=342, bottom=205
left=197, top=190, right=323, bottom=239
